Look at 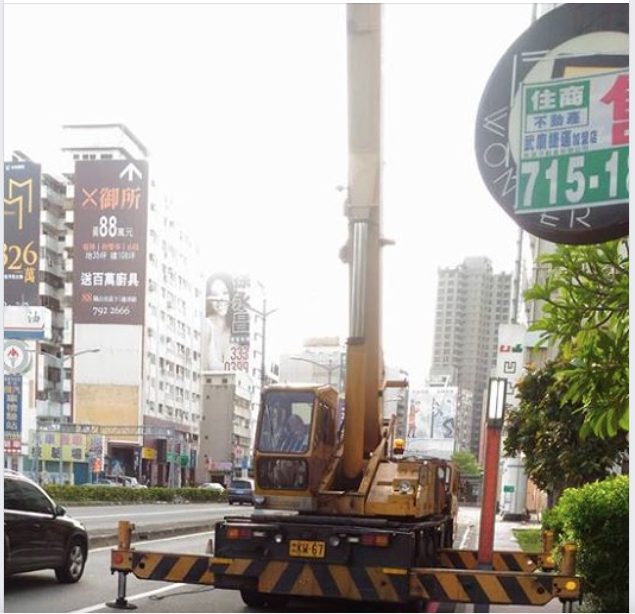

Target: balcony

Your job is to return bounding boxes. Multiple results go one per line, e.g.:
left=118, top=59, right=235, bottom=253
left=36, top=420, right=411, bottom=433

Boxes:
left=41, top=184, right=65, bottom=208
left=40, top=233, right=60, bottom=252
left=40, top=208, right=62, bottom=231
left=39, top=257, right=61, bottom=276
left=64, top=209, right=74, bottom=227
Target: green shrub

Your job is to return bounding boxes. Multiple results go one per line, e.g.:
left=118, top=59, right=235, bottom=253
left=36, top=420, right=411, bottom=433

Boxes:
left=44, top=484, right=227, bottom=505
left=546, top=475, right=628, bottom=612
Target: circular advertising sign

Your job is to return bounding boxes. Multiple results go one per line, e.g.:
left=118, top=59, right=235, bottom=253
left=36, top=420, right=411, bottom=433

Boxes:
left=4, top=339, right=32, bottom=375
left=475, top=4, right=629, bottom=244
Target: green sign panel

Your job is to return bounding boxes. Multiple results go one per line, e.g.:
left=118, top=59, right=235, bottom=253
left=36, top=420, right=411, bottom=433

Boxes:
left=516, top=69, right=629, bottom=214
left=503, top=485, right=515, bottom=493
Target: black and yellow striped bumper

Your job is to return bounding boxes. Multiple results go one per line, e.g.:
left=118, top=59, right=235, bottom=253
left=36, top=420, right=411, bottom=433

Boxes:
left=439, top=548, right=546, bottom=572
left=411, top=567, right=582, bottom=605
left=111, top=549, right=582, bottom=605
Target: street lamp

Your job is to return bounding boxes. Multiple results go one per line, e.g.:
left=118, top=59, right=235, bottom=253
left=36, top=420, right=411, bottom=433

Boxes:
left=475, top=376, right=507, bottom=613
left=290, top=355, right=341, bottom=389
left=35, top=347, right=100, bottom=484
left=57, top=348, right=101, bottom=421
left=243, top=299, right=278, bottom=392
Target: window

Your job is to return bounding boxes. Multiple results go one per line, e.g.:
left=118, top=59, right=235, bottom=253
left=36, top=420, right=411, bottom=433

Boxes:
left=4, top=478, right=22, bottom=509
left=21, top=482, right=55, bottom=514
left=5, top=479, right=54, bottom=514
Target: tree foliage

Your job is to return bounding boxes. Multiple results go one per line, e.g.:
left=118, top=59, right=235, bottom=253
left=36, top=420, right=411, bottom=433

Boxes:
left=523, top=238, right=629, bottom=437
left=451, top=449, right=481, bottom=475
left=503, top=360, right=628, bottom=507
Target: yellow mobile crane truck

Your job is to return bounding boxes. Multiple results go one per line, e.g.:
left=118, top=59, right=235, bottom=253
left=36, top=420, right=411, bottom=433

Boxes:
left=109, top=5, right=583, bottom=611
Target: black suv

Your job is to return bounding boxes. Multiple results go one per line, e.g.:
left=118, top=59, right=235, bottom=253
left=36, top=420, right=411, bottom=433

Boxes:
left=4, top=469, right=89, bottom=583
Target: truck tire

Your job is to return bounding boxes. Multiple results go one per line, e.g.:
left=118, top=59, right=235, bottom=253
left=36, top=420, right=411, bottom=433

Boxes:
left=240, top=589, right=288, bottom=608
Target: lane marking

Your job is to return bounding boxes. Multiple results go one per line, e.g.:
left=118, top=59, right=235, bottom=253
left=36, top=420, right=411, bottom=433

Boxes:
left=70, top=583, right=184, bottom=613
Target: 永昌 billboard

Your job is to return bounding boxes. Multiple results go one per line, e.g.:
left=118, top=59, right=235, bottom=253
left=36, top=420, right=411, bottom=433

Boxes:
left=4, top=161, right=41, bottom=306
left=72, top=160, right=148, bottom=325
left=201, top=273, right=251, bottom=372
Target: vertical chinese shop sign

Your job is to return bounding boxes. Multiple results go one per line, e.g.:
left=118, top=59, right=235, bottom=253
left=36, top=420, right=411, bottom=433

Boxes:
left=73, top=160, right=148, bottom=325
left=4, top=374, right=23, bottom=455
left=3, top=161, right=41, bottom=306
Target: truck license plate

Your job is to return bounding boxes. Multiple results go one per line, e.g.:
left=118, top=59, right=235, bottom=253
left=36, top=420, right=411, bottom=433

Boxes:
left=289, top=540, right=325, bottom=558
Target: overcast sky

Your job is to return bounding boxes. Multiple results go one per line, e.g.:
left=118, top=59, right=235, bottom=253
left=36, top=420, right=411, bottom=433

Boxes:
left=4, top=2, right=536, bottom=384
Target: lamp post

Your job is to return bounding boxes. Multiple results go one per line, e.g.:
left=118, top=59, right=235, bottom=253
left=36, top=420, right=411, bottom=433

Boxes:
left=475, top=376, right=507, bottom=613
left=243, top=299, right=278, bottom=393
left=41, top=348, right=100, bottom=484
left=290, top=355, right=341, bottom=389
left=241, top=298, right=278, bottom=475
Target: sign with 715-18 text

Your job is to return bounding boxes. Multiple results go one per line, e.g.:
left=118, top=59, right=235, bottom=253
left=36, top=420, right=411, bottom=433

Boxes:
left=516, top=69, right=628, bottom=215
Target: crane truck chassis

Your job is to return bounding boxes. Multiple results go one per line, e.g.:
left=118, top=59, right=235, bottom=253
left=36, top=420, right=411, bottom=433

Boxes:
left=109, top=5, right=583, bottom=611
left=109, top=514, right=582, bottom=610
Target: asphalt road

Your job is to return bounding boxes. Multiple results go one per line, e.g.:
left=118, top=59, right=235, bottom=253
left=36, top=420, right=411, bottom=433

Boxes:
left=7, top=505, right=561, bottom=614
left=65, top=501, right=257, bottom=546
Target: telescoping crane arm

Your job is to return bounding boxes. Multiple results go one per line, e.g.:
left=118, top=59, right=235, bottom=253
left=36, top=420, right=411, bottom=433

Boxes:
left=340, top=2, right=385, bottom=483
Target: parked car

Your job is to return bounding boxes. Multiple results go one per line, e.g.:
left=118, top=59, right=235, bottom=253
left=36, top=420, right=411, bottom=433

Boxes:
left=80, top=478, right=119, bottom=486
left=4, top=469, right=89, bottom=583
left=227, top=478, right=254, bottom=505
left=198, top=482, right=226, bottom=493
left=105, top=475, right=147, bottom=488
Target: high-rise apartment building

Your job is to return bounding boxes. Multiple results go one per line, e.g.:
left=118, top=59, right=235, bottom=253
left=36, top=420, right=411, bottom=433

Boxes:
left=430, top=257, right=512, bottom=457
left=5, top=124, right=204, bottom=486
left=62, top=123, right=204, bottom=487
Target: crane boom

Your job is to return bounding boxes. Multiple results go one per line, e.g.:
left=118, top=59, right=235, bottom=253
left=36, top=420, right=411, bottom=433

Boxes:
left=342, top=2, right=384, bottom=480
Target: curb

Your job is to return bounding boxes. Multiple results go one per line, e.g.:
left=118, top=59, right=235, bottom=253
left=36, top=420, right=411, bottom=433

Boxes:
left=89, top=522, right=217, bottom=549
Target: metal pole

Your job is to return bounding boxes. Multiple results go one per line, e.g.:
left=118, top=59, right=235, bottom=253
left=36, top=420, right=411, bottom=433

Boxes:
left=34, top=421, right=41, bottom=484
left=474, top=378, right=506, bottom=613
left=59, top=352, right=65, bottom=483
left=260, top=299, right=267, bottom=392
left=291, top=356, right=339, bottom=388
left=256, top=299, right=278, bottom=393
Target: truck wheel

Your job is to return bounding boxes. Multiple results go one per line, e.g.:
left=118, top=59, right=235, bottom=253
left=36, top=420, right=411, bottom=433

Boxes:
left=240, top=589, right=288, bottom=608
left=241, top=589, right=266, bottom=607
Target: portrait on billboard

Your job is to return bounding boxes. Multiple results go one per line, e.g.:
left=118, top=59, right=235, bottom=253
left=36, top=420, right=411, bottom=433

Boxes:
left=202, top=273, right=234, bottom=370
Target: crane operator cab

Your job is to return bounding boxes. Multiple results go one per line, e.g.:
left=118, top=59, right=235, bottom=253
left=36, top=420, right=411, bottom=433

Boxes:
left=254, top=384, right=338, bottom=511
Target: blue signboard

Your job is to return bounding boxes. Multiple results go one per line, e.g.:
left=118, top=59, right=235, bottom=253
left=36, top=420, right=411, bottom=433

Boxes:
left=4, top=374, right=22, bottom=436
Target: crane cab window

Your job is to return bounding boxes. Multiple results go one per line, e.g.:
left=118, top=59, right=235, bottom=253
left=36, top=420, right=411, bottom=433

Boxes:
left=258, top=391, right=313, bottom=454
